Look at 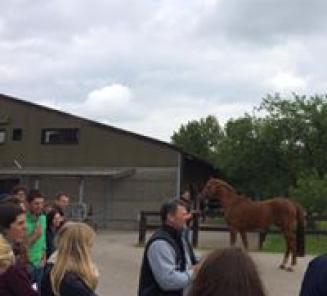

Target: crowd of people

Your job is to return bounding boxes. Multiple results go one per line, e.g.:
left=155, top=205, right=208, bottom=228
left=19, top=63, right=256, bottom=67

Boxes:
left=0, top=186, right=324, bottom=295
left=0, top=185, right=98, bottom=296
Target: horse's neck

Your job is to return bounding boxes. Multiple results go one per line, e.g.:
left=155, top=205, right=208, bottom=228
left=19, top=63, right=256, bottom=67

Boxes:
left=219, top=188, right=239, bottom=209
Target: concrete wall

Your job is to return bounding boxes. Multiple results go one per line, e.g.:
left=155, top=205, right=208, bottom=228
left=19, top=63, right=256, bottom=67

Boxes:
left=12, top=167, right=178, bottom=228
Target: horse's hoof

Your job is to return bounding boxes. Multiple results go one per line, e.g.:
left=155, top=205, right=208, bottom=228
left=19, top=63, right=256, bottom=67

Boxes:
left=279, top=264, right=286, bottom=270
left=286, top=267, right=294, bottom=272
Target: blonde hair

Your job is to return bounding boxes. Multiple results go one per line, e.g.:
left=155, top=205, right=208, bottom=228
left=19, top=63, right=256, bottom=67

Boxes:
left=0, top=234, right=15, bottom=270
left=50, top=222, right=98, bottom=296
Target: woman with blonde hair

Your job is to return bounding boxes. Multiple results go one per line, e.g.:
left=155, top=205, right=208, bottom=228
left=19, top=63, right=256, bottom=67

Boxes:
left=0, top=234, right=38, bottom=295
left=41, top=222, right=98, bottom=296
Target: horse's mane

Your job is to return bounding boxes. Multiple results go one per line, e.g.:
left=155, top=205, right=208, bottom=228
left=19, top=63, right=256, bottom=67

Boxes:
left=212, top=178, right=237, bottom=194
left=211, top=178, right=252, bottom=204
left=237, top=193, right=252, bottom=204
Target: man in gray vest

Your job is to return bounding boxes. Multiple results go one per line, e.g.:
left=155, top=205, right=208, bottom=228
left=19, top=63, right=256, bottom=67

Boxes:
left=138, top=199, right=198, bottom=296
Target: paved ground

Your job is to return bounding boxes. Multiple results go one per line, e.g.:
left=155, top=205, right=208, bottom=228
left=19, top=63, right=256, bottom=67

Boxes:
left=93, top=231, right=313, bottom=296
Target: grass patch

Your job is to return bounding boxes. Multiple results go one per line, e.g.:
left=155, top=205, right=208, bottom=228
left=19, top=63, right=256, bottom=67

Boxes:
left=262, top=234, right=327, bottom=255
left=204, top=217, right=226, bottom=225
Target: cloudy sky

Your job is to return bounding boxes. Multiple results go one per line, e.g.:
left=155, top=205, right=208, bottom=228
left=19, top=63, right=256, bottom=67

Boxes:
left=1, top=0, right=327, bottom=141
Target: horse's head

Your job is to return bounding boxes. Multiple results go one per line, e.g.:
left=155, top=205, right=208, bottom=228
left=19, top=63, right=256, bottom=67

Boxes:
left=201, top=177, right=236, bottom=202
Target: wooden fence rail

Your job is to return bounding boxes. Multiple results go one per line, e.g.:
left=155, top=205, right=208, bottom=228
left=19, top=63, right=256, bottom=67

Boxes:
left=138, top=210, right=327, bottom=248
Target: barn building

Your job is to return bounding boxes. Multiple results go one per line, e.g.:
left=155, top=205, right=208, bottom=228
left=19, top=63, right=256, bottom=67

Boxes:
left=0, top=94, right=219, bottom=228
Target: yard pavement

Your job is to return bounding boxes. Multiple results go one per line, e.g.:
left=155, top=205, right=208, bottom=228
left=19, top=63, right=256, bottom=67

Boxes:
left=93, top=231, right=314, bottom=296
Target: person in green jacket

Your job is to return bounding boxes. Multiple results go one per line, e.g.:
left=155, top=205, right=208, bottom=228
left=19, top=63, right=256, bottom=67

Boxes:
left=25, top=189, right=46, bottom=290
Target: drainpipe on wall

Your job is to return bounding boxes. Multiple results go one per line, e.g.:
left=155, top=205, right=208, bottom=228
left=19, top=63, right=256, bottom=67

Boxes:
left=34, top=178, right=39, bottom=190
left=79, top=177, right=85, bottom=203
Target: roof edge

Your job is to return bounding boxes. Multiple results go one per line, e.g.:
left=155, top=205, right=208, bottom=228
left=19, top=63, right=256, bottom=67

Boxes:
left=0, top=93, right=216, bottom=169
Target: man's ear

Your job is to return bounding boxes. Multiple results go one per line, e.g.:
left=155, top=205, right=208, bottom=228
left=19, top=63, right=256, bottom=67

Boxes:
left=166, top=212, right=174, bottom=223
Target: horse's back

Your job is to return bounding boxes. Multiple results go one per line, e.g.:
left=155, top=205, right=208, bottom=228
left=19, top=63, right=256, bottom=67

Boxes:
left=226, top=200, right=273, bottom=230
left=226, top=197, right=297, bottom=230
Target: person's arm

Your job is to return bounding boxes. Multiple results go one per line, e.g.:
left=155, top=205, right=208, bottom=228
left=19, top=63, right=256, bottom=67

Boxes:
left=25, top=224, right=43, bottom=246
left=6, top=264, right=39, bottom=296
left=147, top=240, right=193, bottom=291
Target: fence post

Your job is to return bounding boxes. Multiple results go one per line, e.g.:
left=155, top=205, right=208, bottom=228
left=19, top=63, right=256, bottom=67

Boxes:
left=192, top=211, right=199, bottom=248
left=138, top=211, right=146, bottom=245
left=259, top=231, right=267, bottom=250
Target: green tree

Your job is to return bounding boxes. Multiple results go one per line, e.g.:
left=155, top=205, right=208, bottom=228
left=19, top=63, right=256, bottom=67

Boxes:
left=171, top=94, right=327, bottom=212
left=171, top=115, right=223, bottom=163
left=290, top=170, right=327, bottom=215
left=259, top=94, right=327, bottom=177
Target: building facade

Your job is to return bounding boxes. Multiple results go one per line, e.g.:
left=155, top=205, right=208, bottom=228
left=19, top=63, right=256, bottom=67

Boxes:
left=0, top=94, right=219, bottom=228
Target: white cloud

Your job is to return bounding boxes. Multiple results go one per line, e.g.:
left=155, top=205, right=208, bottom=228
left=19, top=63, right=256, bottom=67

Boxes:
left=39, top=83, right=142, bottom=123
left=267, top=72, right=307, bottom=92
left=1, top=1, right=327, bottom=141
left=86, top=84, right=132, bottom=113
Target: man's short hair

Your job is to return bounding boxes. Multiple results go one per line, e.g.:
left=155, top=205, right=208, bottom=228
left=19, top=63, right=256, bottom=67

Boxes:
left=160, top=199, right=186, bottom=224
left=55, top=192, right=69, bottom=200
left=11, top=185, right=28, bottom=196
left=27, top=189, right=44, bottom=203
left=1, top=195, right=22, bottom=206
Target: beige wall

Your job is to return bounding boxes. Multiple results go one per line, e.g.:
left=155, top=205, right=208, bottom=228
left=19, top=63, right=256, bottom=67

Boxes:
left=0, top=96, right=182, bottom=229
left=0, top=96, right=178, bottom=168
left=12, top=167, right=177, bottom=228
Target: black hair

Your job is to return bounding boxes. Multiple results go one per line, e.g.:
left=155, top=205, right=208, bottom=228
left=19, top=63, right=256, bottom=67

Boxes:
left=26, top=189, right=44, bottom=203
left=1, top=195, right=23, bottom=206
left=160, top=199, right=186, bottom=224
left=55, top=192, right=69, bottom=201
left=46, top=207, right=64, bottom=230
left=0, top=202, right=24, bottom=233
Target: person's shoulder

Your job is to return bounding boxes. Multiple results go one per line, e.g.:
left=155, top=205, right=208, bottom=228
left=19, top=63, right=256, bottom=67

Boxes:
left=3, top=262, right=28, bottom=279
left=6, top=262, right=23, bottom=273
left=149, top=239, right=171, bottom=249
left=61, top=272, right=95, bottom=295
left=40, top=213, right=47, bottom=220
left=147, top=229, right=174, bottom=247
left=25, top=211, right=33, bottom=222
left=309, top=254, right=327, bottom=270
left=309, top=254, right=327, bottom=266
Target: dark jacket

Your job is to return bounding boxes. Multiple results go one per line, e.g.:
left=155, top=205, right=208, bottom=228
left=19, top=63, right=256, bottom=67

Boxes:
left=138, top=225, right=196, bottom=296
left=46, top=228, right=56, bottom=259
left=0, top=263, right=39, bottom=296
left=300, top=254, right=327, bottom=296
left=41, top=264, right=98, bottom=296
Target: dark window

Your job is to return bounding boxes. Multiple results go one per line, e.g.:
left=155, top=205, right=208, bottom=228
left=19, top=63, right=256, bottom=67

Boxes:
left=41, top=128, right=80, bottom=145
left=0, top=178, right=19, bottom=197
left=12, top=128, right=23, bottom=141
left=0, top=129, right=6, bottom=144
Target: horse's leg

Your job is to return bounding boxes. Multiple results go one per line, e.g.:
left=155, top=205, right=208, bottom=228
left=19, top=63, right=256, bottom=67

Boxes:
left=230, top=228, right=237, bottom=246
left=279, top=230, right=295, bottom=272
left=240, top=231, right=249, bottom=250
left=289, top=232, right=297, bottom=271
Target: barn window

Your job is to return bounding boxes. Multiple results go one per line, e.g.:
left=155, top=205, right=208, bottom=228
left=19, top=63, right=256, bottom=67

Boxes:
left=12, top=128, right=23, bottom=141
left=0, top=129, right=6, bottom=144
left=41, top=128, right=80, bottom=145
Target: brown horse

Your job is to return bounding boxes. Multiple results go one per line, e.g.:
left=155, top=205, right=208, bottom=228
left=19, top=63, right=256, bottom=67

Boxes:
left=201, top=178, right=305, bottom=271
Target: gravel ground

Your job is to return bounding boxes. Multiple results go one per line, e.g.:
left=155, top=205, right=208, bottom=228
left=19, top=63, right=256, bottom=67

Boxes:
left=93, top=230, right=314, bottom=296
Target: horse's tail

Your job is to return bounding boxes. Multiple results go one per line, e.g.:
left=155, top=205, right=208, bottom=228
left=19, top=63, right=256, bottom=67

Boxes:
left=294, top=201, right=305, bottom=257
